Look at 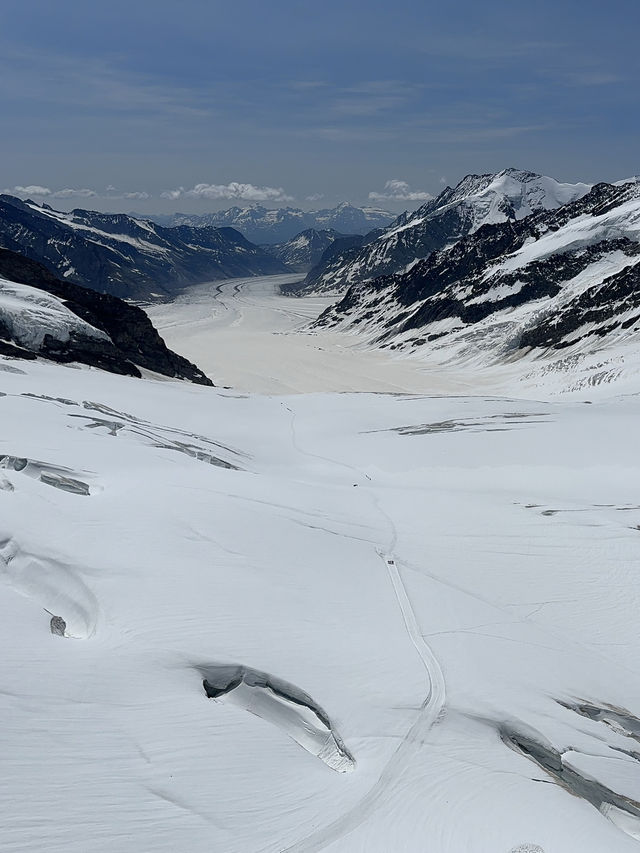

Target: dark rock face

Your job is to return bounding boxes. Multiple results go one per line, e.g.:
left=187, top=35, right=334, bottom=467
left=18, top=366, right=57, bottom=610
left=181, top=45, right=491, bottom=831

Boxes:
left=0, top=249, right=213, bottom=385
left=518, top=259, right=640, bottom=350
left=317, top=182, right=640, bottom=354
left=50, top=615, right=67, bottom=636
left=0, top=195, right=290, bottom=300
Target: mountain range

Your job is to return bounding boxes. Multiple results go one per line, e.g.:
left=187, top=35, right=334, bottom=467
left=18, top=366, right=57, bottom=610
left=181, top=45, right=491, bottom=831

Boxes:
left=0, top=195, right=288, bottom=300
left=315, top=179, right=640, bottom=383
left=296, top=168, right=593, bottom=295
left=149, top=202, right=394, bottom=244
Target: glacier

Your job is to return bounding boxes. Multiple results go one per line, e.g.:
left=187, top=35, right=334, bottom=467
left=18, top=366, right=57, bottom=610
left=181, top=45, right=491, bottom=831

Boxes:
left=2, top=274, right=640, bottom=852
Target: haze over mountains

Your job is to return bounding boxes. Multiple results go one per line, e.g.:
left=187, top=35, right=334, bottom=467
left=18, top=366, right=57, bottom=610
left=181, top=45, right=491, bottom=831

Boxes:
left=149, top=202, right=395, bottom=244
left=0, top=195, right=393, bottom=298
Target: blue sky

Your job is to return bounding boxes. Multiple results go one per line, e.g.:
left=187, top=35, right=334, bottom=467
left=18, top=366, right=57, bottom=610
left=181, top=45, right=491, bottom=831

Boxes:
left=1, top=0, right=638, bottom=213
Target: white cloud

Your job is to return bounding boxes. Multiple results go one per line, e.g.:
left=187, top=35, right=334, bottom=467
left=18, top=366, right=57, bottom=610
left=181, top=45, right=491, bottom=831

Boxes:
left=6, top=184, right=151, bottom=203
left=52, top=188, right=97, bottom=199
left=160, top=187, right=184, bottom=200
left=305, top=193, right=325, bottom=202
left=368, top=180, right=433, bottom=202
left=162, top=182, right=293, bottom=202
left=9, top=185, right=51, bottom=196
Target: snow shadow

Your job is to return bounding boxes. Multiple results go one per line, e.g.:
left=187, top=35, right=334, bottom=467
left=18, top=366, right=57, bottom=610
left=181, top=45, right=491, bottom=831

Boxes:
left=197, top=663, right=355, bottom=773
left=0, top=455, right=91, bottom=495
left=68, top=400, right=246, bottom=470
left=0, top=536, right=99, bottom=638
left=389, top=412, right=550, bottom=436
left=500, top=721, right=640, bottom=842
left=559, top=699, right=640, bottom=746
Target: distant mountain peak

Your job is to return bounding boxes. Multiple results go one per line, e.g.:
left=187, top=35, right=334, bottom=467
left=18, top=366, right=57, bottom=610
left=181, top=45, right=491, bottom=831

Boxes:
left=153, top=204, right=395, bottom=244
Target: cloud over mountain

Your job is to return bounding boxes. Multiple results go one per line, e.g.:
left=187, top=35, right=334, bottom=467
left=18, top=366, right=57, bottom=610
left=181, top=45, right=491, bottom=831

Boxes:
left=5, top=186, right=148, bottom=201
left=368, top=180, right=433, bottom=202
left=161, top=182, right=294, bottom=202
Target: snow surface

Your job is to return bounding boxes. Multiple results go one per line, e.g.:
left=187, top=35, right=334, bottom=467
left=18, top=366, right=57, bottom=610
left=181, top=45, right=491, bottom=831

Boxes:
left=146, top=275, right=479, bottom=394
left=0, top=276, right=109, bottom=349
left=3, top=276, right=640, bottom=851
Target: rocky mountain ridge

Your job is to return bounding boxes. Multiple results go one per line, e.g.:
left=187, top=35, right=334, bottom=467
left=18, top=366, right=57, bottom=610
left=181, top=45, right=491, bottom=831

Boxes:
left=315, top=181, right=640, bottom=381
left=0, top=195, right=288, bottom=300
left=298, top=168, right=593, bottom=295
left=0, top=249, right=212, bottom=384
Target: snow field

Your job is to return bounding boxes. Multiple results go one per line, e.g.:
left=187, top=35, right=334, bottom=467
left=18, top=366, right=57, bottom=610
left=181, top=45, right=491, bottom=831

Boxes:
left=2, top=356, right=640, bottom=850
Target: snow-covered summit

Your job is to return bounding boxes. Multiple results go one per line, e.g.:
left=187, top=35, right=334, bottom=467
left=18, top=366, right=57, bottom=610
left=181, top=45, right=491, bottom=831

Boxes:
left=428, top=167, right=592, bottom=232
left=299, top=169, right=592, bottom=295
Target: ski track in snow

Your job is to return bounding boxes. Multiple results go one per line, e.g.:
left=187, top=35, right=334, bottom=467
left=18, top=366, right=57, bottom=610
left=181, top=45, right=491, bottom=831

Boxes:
left=280, top=401, right=445, bottom=852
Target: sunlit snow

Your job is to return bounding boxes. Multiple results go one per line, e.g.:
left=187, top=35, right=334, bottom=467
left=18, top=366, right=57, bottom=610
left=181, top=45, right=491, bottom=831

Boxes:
left=2, top=276, right=640, bottom=852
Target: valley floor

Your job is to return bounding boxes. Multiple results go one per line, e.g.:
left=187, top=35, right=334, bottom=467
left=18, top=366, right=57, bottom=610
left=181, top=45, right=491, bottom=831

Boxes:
left=1, top=276, right=640, bottom=852
left=146, top=275, right=481, bottom=394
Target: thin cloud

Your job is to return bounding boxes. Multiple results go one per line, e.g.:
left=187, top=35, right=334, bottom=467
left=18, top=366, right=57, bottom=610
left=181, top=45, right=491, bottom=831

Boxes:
left=52, top=188, right=97, bottom=199
left=5, top=185, right=150, bottom=202
left=369, top=180, right=433, bottom=202
left=562, top=71, right=624, bottom=86
left=9, top=185, right=51, bottom=196
left=161, top=182, right=293, bottom=202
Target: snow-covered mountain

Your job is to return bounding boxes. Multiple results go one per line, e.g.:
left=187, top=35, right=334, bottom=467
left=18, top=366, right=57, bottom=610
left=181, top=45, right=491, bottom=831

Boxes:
left=155, top=202, right=394, bottom=244
left=316, top=181, right=640, bottom=389
left=0, top=195, right=289, bottom=300
left=0, top=249, right=212, bottom=384
left=262, top=228, right=353, bottom=272
left=300, top=168, right=592, bottom=295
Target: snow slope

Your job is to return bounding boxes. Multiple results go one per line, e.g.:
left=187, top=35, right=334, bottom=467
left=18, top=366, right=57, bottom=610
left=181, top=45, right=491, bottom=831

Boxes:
left=3, top=351, right=640, bottom=852
left=0, top=276, right=109, bottom=349
left=263, top=229, right=350, bottom=273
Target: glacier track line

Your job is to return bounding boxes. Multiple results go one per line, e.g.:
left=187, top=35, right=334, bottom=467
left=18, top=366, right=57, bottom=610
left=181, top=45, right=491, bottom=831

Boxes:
left=279, top=402, right=446, bottom=853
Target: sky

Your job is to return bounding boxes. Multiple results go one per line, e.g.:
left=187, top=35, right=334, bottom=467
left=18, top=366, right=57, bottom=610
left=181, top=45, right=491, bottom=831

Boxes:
left=1, top=0, right=638, bottom=214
